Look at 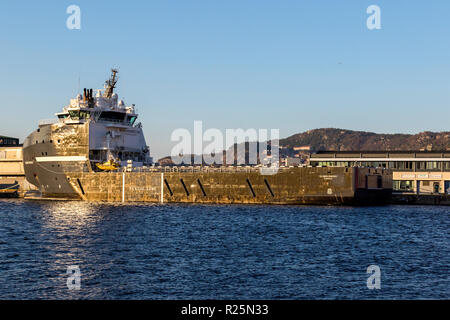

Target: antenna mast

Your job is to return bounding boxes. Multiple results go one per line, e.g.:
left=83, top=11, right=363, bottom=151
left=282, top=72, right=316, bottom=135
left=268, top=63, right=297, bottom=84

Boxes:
left=103, top=68, right=118, bottom=98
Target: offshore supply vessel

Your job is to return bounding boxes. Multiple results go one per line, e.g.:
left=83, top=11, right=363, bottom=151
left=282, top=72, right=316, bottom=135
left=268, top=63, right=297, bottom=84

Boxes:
left=22, top=70, right=392, bottom=205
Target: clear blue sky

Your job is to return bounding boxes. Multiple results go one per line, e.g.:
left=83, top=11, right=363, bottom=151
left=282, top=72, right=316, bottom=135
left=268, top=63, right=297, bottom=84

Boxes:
left=1, top=0, right=449, bottom=159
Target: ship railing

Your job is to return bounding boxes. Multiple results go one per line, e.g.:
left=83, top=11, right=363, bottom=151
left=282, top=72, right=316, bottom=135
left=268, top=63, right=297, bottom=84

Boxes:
left=121, top=165, right=289, bottom=174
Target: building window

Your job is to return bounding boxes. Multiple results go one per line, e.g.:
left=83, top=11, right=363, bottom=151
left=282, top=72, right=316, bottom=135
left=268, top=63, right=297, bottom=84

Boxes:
left=416, top=161, right=441, bottom=171
left=427, top=161, right=440, bottom=170
left=366, top=161, right=387, bottom=168
left=393, top=180, right=414, bottom=192
left=389, top=161, right=412, bottom=170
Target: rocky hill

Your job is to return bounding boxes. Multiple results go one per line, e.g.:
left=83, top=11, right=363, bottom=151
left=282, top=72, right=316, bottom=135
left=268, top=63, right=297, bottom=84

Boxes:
left=281, top=128, right=450, bottom=152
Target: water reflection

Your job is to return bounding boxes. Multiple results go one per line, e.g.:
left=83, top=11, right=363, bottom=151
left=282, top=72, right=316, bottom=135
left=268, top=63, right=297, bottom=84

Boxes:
left=35, top=201, right=109, bottom=298
left=41, top=201, right=102, bottom=230
left=34, top=201, right=163, bottom=299
left=0, top=200, right=448, bottom=299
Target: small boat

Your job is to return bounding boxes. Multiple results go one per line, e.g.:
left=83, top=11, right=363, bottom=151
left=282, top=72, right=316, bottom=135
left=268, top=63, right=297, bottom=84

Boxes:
left=96, top=159, right=120, bottom=171
left=0, top=181, right=19, bottom=198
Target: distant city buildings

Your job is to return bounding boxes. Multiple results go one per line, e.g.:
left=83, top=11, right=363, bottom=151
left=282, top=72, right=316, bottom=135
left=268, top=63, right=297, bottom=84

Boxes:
left=282, top=157, right=302, bottom=167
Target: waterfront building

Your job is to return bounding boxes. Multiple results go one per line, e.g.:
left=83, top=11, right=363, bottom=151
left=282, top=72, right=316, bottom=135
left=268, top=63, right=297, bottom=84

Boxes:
left=0, top=137, right=35, bottom=197
left=0, top=135, right=19, bottom=147
left=310, top=151, right=450, bottom=195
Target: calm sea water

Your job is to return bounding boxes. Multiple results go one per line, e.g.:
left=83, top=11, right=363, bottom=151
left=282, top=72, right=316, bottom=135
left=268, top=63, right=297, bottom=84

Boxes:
left=0, top=199, right=448, bottom=299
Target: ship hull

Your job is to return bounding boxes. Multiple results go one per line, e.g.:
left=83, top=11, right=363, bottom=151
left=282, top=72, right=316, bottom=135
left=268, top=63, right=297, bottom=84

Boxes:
left=22, top=115, right=150, bottom=200
left=22, top=121, right=90, bottom=199
left=22, top=166, right=393, bottom=205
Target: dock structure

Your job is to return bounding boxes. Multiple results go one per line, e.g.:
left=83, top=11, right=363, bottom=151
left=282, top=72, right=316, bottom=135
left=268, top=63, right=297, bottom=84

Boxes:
left=0, top=137, right=36, bottom=197
left=310, top=150, right=450, bottom=205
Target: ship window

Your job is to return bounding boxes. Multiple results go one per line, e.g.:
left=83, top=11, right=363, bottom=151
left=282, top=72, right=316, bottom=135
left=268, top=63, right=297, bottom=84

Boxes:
left=79, top=110, right=90, bottom=119
left=98, top=111, right=125, bottom=122
left=58, top=114, right=69, bottom=119
left=127, top=116, right=137, bottom=125
left=69, top=110, right=80, bottom=119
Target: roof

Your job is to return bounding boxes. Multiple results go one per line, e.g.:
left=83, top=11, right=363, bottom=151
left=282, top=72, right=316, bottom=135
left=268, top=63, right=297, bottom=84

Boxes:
left=310, top=150, right=450, bottom=160
left=0, top=135, right=19, bottom=140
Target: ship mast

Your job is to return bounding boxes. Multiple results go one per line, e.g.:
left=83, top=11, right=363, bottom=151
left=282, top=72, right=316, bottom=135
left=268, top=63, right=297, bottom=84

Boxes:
left=103, top=68, right=118, bottom=98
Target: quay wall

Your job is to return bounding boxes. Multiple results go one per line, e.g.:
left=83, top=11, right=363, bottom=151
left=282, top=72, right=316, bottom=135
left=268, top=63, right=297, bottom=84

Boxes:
left=391, top=193, right=450, bottom=205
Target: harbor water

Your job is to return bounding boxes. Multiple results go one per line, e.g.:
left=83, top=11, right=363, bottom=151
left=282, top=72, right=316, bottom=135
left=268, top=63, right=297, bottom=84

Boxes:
left=0, top=199, right=448, bottom=299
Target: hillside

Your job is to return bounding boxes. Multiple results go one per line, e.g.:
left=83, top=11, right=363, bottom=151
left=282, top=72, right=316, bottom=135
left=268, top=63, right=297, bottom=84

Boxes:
left=281, top=128, right=450, bottom=152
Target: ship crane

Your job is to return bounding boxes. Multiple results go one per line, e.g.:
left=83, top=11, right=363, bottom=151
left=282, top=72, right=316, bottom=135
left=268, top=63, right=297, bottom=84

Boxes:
left=103, top=68, right=118, bottom=98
